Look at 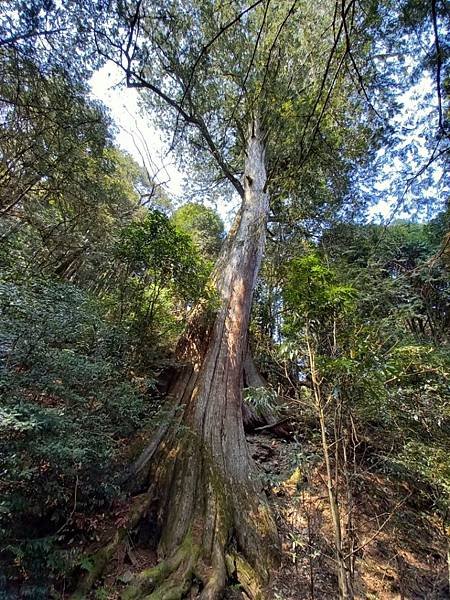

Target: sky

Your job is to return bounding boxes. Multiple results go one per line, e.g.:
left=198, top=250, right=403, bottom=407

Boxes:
left=90, top=64, right=184, bottom=198
left=90, top=61, right=445, bottom=226
left=90, top=64, right=242, bottom=225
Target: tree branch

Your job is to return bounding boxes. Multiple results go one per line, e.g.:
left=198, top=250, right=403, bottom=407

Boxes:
left=0, top=28, right=66, bottom=48
left=100, top=3, right=246, bottom=198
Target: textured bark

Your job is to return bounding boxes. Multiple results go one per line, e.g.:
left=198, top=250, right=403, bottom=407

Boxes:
left=244, top=346, right=268, bottom=390
left=121, top=119, right=280, bottom=599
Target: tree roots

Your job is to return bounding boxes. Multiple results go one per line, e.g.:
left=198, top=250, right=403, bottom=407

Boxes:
left=69, top=482, right=276, bottom=599
left=70, top=369, right=280, bottom=599
left=120, top=535, right=264, bottom=600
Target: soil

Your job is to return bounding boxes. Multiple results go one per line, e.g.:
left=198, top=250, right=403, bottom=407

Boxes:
left=62, top=431, right=449, bottom=599
left=248, top=433, right=449, bottom=600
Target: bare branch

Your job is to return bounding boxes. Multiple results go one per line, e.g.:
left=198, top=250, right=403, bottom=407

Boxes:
left=178, top=0, right=265, bottom=113
left=97, top=3, right=246, bottom=197
left=258, top=0, right=300, bottom=106
left=341, top=0, right=383, bottom=120
left=297, top=1, right=350, bottom=153
left=0, top=28, right=66, bottom=48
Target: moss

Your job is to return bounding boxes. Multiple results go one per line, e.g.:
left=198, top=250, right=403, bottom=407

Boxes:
left=226, top=552, right=264, bottom=600
left=70, top=533, right=120, bottom=600
left=121, top=531, right=201, bottom=600
left=71, top=495, right=152, bottom=600
left=197, top=442, right=234, bottom=534
left=121, top=562, right=172, bottom=600
left=143, top=577, right=190, bottom=600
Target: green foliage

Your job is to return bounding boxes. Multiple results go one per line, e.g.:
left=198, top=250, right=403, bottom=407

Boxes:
left=284, top=253, right=357, bottom=322
left=112, top=209, right=211, bottom=356
left=92, top=0, right=379, bottom=212
left=0, top=278, right=154, bottom=586
left=171, top=202, right=224, bottom=260
left=0, top=35, right=164, bottom=592
left=243, top=386, right=279, bottom=418
left=275, top=219, right=450, bottom=521
left=0, top=34, right=221, bottom=591
left=396, top=440, right=450, bottom=499
left=0, top=61, right=148, bottom=287
left=374, top=343, right=450, bottom=507
left=0, top=25, right=161, bottom=297
left=0, top=55, right=110, bottom=212
left=116, top=209, right=209, bottom=302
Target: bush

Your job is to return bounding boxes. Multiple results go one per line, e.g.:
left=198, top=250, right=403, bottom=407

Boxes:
left=0, top=278, right=154, bottom=589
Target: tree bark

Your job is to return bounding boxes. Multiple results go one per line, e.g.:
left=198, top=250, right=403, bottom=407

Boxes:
left=121, top=118, right=280, bottom=599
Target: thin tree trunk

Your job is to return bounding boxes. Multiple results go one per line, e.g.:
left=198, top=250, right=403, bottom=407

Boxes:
left=306, top=324, right=351, bottom=600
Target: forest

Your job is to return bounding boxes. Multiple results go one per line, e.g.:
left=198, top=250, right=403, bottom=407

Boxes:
left=0, top=1, right=449, bottom=599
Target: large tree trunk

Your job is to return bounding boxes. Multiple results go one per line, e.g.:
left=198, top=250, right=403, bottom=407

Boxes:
left=120, top=119, right=280, bottom=599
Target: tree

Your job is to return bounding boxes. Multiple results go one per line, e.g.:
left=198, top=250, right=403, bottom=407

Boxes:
left=0, top=41, right=165, bottom=590
left=0, top=277, right=156, bottom=593
left=282, top=252, right=358, bottom=599
left=278, top=217, right=450, bottom=598
left=76, top=1, right=382, bottom=597
left=113, top=209, right=210, bottom=362
left=171, top=203, right=224, bottom=261
left=0, top=47, right=143, bottom=285
left=1, top=1, right=447, bottom=595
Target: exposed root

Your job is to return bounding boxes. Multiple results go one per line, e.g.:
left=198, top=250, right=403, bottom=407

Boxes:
left=114, top=445, right=277, bottom=599
left=111, top=414, right=279, bottom=600
left=120, top=534, right=265, bottom=600
left=70, top=407, right=278, bottom=600
left=121, top=533, right=200, bottom=600
left=196, top=540, right=227, bottom=600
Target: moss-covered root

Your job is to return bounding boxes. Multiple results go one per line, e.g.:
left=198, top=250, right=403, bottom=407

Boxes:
left=121, top=539, right=267, bottom=600
left=196, top=540, right=227, bottom=600
left=70, top=493, right=152, bottom=600
left=121, top=534, right=201, bottom=600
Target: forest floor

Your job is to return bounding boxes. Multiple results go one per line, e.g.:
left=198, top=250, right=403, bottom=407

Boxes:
left=247, top=433, right=449, bottom=600
left=65, top=430, right=449, bottom=600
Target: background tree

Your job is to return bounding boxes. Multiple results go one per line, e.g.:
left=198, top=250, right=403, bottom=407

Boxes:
left=271, top=214, right=450, bottom=597
left=0, top=13, right=211, bottom=592
left=171, top=202, right=225, bottom=261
